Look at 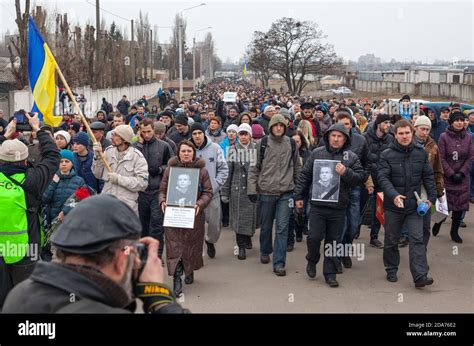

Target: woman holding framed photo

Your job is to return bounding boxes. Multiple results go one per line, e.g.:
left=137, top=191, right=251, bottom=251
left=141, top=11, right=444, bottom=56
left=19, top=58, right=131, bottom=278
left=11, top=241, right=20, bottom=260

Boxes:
left=159, top=140, right=213, bottom=297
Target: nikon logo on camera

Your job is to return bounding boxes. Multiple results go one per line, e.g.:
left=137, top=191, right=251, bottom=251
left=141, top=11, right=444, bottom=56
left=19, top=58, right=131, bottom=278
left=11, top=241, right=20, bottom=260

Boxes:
left=144, top=285, right=170, bottom=295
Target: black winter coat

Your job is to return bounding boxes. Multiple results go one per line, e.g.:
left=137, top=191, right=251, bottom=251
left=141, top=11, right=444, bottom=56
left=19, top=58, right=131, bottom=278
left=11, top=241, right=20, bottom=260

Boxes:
left=135, top=137, right=172, bottom=191
left=3, top=262, right=188, bottom=313
left=0, top=130, right=60, bottom=265
left=363, top=124, right=393, bottom=182
left=294, top=124, right=368, bottom=210
left=377, top=140, right=437, bottom=214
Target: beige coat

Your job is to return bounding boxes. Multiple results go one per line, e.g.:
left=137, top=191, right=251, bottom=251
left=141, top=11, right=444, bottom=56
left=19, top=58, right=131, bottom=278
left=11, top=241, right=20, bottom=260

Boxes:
left=92, top=145, right=148, bottom=213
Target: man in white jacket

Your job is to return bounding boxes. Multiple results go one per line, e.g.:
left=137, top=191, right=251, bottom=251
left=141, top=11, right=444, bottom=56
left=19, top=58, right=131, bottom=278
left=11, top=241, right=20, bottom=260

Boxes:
left=92, top=125, right=148, bottom=214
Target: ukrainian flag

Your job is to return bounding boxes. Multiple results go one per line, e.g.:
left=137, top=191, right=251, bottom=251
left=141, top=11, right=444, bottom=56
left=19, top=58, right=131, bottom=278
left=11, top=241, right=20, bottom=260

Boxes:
left=243, top=59, right=248, bottom=76
left=28, top=16, right=62, bottom=127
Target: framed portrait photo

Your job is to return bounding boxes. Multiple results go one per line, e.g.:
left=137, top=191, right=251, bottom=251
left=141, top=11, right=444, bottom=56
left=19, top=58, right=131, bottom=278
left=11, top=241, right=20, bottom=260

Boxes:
left=166, top=167, right=199, bottom=207
left=311, top=159, right=341, bottom=203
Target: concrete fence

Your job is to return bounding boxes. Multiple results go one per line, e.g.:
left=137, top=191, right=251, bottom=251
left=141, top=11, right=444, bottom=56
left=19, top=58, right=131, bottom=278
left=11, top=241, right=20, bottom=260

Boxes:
left=355, top=80, right=474, bottom=102
left=7, top=82, right=162, bottom=118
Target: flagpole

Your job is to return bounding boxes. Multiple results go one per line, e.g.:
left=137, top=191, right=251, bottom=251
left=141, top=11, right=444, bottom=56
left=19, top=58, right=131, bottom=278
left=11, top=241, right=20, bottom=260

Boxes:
left=54, top=65, right=112, bottom=173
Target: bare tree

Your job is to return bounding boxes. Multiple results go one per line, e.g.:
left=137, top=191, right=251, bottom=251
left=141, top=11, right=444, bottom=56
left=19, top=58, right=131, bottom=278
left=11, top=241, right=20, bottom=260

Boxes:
left=247, top=31, right=272, bottom=88
left=8, top=0, right=30, bottom=89
left=248, top=17, right=340, bottom=95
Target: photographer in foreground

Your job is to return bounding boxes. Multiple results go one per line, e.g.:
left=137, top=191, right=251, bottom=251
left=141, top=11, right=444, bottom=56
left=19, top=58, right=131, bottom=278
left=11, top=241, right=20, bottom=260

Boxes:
left=2, top=195, right=189, bottom=313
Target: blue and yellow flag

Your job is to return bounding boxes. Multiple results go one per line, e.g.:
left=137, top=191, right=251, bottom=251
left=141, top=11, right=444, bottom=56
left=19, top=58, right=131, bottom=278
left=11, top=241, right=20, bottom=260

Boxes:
left=28, top=16, right=62, bottom=127
left=243, top=59, right=248, bottom=76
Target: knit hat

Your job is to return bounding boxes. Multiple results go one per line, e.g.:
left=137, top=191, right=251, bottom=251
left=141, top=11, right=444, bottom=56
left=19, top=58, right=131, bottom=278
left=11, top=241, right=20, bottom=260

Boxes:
left=448, top=111, right=466, bottom=125
left=55, top=130, right=71, bottom=144
left=226, top=124, right=239, bottom=133
left=238, top=123, right=252, bottom=136
left=72, top=132, right=90, bottom=147
left=0, top=139, right=28, bottom=162
left=60, top=149, right=75, bottom=163
left=279, top=108, right=291, bottom=120
left=175, top=114, right=189, bottom=126
left=375, top=113, right=391, bottom=126
left=315, top=106, right=327, bottom=115
left=414, top=115, right=432, bottom=129
left=113, top=125, right=134, bottom=143
left=251, top=123, right=265, bottom=139
left=160, top=110, right=175, bottom=119
left=190, top=122, right=205, bottom=134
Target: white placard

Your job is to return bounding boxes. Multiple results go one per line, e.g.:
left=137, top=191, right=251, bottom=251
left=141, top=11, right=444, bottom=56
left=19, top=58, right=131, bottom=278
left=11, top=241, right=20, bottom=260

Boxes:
left=163, top=206, right=195, bottom=229
left=223, top=92, right=237, bottom=103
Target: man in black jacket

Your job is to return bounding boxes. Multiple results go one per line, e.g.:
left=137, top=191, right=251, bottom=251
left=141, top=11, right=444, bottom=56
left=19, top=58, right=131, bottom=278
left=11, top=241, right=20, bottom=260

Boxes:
left=135, top=119, right=172, bottom=259
left=294, top=123, right=367, bottom=287
left=377, top=119, right=436, bottom=288
left=0, top=113, right=60, bottom=308
left=334, top=112, right=370, bottom=269
left=2, top=195, right=189, bottom=313
left=363, top=113, right=393, bottom=249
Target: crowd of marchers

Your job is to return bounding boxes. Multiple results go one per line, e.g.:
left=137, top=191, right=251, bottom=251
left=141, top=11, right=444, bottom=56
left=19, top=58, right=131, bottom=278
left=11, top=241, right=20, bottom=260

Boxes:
left=0, top=78, right=472, bottom=313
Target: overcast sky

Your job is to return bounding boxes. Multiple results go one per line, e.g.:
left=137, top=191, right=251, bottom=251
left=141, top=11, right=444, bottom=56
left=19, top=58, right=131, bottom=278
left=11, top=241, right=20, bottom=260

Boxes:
left=1, top=0, right=472, bottom=64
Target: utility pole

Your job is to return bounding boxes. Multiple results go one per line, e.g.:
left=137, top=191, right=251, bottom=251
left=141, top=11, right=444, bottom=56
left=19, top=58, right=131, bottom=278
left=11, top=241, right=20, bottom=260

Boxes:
left=95, top=0, right=100, bottom=88
left=144, top=27, right=148, bottom=81
left=150, top=28, right=153, bottom=81
left=193, top=37, right=196, bottom=90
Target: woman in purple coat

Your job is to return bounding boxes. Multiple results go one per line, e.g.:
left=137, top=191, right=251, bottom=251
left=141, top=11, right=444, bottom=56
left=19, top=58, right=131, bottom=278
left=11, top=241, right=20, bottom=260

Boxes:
left=433, top=111, right=473, bottom=243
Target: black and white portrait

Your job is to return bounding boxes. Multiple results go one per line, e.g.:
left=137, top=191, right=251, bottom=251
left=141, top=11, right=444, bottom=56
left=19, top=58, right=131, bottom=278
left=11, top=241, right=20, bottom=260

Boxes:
left=166, top=167, right=199, bottom=207
left=311, top=159, right=340, bottom=203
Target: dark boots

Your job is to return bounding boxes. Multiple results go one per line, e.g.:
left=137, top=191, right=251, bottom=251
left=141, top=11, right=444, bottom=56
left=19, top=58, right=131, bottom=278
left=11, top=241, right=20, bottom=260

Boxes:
left=450, top=217, right=463, bottom=243
left=173, top=261, right=184, bottom=297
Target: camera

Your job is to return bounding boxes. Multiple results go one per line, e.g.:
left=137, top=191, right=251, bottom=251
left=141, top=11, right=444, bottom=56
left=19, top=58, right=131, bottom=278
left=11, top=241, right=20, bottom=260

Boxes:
left=135, top=242, right=148, bottom=274
left=13, top=110, right=32, bottom=132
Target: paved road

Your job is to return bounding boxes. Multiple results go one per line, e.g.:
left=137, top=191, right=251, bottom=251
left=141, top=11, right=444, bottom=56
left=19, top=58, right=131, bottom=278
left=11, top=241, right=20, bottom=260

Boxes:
left=160, top=210, right=473, bottom=313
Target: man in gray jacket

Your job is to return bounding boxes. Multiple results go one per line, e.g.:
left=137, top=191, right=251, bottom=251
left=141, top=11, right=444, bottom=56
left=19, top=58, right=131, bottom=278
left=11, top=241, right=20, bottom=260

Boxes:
left=248, top=114, right=302, bottom=276
left=190, top=123, right=228, bottom=258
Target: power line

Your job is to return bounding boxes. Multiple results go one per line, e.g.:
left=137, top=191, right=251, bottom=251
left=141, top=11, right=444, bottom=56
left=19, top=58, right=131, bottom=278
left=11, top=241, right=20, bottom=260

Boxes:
left=85, top=0, right=130, bottom=22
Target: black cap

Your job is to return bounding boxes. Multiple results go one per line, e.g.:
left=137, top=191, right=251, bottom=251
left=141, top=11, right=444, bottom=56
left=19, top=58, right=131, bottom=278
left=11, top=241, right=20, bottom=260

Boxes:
left=160, top=110, right=175, bottom=119
left=90, top=121, right=106, bottom=131
left=175, top=114, right=188, bottom=126
left=448, top=111, right=466, bottom=125
left=191, top=122, right=206, bottom=134
left=300, top=102, right=315, bottom=110
left=51, top=195, right=142, bottom=254
left=375, top=113, right=391, bottom=126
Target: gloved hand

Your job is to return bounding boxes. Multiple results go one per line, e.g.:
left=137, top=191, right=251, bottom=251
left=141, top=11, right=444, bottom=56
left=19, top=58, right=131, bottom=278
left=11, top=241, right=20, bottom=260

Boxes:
left=452, top=172, right=464, bottom=184
left=221, top=195, right=229, bottom=203
left=134, top=282, right=176, bottom=314
left=248, top=194, right=258, bottom=203
left=108, top=172, right=120, bottom=184
left=93, top=142, right=102, bottom=155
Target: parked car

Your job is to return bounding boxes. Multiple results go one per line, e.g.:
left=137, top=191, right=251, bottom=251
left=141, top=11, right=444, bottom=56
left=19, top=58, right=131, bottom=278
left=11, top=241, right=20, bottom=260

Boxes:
left=332, top=87, right=352, bottom=95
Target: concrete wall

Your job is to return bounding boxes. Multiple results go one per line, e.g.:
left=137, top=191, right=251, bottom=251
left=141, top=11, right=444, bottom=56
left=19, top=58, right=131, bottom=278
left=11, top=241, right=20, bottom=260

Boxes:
left=355, top=80, right=474, bottom=102
left=8, top=82, right=162, bottom=118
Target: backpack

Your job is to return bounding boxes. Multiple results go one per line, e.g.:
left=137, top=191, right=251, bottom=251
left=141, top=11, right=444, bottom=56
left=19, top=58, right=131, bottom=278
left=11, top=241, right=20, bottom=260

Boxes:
left=259, top=136, right=297, bottom=168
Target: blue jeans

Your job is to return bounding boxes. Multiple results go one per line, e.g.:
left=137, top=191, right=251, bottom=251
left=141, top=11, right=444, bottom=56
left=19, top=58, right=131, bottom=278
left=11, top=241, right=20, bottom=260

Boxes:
left=259, top=192, right=292, bottom=268
left=340, top=186, right=361, bottom=245
left=401, top=223, right=409, bottom=239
